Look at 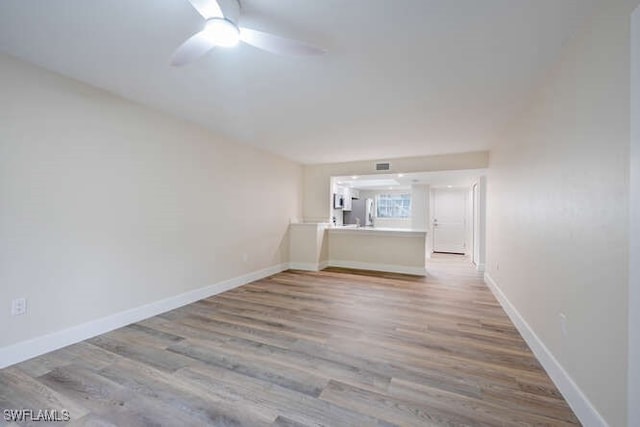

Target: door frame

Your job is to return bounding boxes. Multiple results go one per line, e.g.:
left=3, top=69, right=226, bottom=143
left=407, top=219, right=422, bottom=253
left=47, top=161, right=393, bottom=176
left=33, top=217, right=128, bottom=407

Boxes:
left=629, top=5, right=639, bottom=426
left=472, top=183, right=479, bottom=265
left=473, top=176, right=487, bottom=272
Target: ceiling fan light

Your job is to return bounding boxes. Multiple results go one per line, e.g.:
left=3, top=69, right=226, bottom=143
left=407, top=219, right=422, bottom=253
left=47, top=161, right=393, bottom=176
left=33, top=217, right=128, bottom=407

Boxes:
left=204, top=18, right=240, bottom=47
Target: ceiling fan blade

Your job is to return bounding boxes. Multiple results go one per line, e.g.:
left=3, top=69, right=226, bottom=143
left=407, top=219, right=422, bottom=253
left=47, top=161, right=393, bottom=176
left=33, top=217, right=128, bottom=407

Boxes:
left=239, top=27, right=325, bottom=56
left=186, top=0, right=223, bottom=19
left=171, top=31, right=216, bottom=66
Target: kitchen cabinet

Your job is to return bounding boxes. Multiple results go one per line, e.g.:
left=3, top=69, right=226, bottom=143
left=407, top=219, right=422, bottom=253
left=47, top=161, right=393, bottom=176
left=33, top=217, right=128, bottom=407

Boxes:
left=327, top=227, right=428, bottom=275
left=335, top=185, right=358, bottom=211
left=343, top=187, right=352, bottom=211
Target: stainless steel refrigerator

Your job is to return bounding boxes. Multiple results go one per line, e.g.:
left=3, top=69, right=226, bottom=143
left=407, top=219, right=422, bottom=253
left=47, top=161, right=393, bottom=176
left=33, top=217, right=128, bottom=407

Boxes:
left=344, top=198, right=374, bottom=226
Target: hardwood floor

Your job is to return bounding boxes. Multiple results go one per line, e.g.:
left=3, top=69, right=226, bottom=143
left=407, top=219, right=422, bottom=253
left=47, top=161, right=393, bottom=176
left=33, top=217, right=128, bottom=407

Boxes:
left=0, top=255, right=579, bottom=426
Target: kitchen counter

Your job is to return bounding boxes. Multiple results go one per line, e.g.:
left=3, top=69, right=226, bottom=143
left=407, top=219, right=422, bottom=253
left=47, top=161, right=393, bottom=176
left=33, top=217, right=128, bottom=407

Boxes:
left=328, top=227, right=427, bottom=275
left=328, top=225, right=427, bottom=236
left=289, top=223, right=428, bottom=276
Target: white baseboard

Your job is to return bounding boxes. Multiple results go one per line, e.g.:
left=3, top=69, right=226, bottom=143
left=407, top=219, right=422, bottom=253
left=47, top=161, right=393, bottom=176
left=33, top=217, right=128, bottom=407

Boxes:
left=0, top=263, right=288, bottom=369
left=475, top=263, right=486, bottom=273
left=483, top=273, right=607, bottom=427
left=288, top=262, right=318, bottom=271
left=288, top=261, right=328, bottom=271
left=328, top=260, right=426, bottom=276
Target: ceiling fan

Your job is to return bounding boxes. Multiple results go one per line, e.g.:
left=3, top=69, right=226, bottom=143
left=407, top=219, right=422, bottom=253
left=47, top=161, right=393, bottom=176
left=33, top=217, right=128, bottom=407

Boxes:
left=171, top=0, right=326, bottom=66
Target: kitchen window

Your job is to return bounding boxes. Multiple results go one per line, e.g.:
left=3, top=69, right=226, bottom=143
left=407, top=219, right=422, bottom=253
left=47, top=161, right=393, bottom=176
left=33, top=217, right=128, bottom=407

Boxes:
left=376, top=193, right=411, bottom=218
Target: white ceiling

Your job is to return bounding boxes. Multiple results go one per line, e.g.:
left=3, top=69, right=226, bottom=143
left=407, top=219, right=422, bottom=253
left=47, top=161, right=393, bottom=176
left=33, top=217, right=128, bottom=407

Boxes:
left=0, top=0, right=598, bottom=164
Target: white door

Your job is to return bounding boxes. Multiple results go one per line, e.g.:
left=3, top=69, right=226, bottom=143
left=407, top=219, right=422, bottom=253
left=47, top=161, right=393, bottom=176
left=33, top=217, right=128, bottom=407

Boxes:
left=432, top=188, right=467, bottom=254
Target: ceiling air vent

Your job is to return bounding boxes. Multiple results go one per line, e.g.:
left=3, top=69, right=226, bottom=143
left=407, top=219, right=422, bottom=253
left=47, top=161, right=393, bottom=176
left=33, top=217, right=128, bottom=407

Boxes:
left=375, top=162, right=391, bottom=171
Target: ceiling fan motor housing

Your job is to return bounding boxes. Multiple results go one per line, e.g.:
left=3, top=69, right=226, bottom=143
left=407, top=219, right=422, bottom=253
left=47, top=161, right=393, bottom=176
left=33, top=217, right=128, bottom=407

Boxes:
left=204, top=18, right=240, bottom=47
left=217, top=0, right=240, bottom=23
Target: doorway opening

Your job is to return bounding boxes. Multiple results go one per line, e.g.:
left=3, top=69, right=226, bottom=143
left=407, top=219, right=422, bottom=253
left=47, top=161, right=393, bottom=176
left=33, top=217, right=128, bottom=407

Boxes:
left=473, top=182, right=480, bottom=265
left=329, top=170, right=486, bottom=270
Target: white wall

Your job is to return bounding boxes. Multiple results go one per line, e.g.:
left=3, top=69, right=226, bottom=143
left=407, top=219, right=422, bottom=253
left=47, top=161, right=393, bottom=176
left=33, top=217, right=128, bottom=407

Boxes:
left=486, top=0, right=639, bottom=425
left=629, top=4, right=640, bottom=426
left=0, top=54, right=302, bottom=350
left=410, top=184, right=429, bottom=231
left=288, top=223, right=329, bottom=271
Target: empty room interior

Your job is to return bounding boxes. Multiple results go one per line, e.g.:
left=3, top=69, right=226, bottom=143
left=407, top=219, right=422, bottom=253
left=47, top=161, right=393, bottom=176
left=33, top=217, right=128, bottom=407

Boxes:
left=1, top=0, right=640, bottom=426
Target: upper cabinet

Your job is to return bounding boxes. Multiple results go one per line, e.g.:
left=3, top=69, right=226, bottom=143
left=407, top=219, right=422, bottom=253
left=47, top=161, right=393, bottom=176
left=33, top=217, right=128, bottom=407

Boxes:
left=335, top=185, right=358, bottom=211
left=343, top=187, right=352, bottom=211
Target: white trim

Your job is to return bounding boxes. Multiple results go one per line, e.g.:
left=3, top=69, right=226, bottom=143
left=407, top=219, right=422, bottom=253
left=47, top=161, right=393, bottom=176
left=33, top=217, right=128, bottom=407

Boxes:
left=0, top=263, right=288, bottom=369
left=288, top=262, right=318, bottom=271
left=289, top=222, right=330, bottom=228
left=630, top=5, right=640, bottom=426
left=328, top=260, right=426, bottom=276
left=302, top=217, right=331, bottom=223
left=483, top=273, right=607, bottom=427
left=475, top=263, right=485, bottom=273
left=288, top=261, right=328, bottom=271
left=327, top=228, right=427, bottom=237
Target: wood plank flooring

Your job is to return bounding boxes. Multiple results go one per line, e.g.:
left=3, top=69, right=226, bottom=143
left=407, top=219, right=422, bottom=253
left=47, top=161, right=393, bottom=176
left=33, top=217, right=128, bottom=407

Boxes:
left=0, top=255, right=579, bottom=426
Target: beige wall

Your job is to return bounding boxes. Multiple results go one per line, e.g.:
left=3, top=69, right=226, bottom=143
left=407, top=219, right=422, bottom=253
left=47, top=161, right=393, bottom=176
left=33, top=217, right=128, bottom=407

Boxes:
left=410, top=184, right=429, bottom=231
left=0, top=54, right=302, bottom=348
left=303, top=152, right=489, bottom=222
left=288, top=223, right=328, bottom=270
left=486, top=0, right=639, bottom=425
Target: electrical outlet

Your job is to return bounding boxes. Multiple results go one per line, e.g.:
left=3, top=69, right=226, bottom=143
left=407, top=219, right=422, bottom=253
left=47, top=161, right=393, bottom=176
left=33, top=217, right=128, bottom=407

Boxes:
left=11, top=298, right=27, bottom=316
left=559, top=313, right=568, bottom=337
